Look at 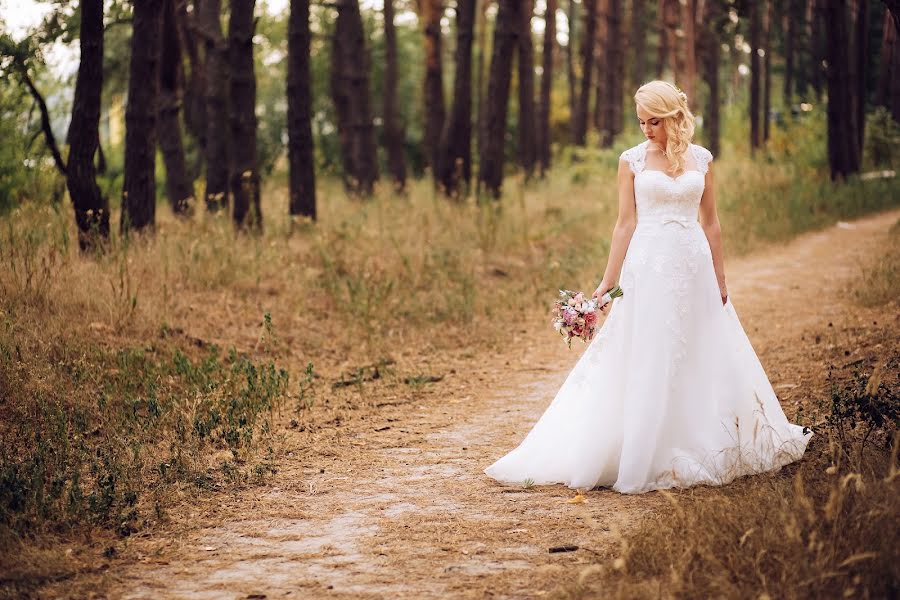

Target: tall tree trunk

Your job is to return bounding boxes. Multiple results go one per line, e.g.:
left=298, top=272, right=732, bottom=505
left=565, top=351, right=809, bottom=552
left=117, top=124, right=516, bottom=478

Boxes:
left=438, top=0, right=476, bottom=196
left=749, top=0, right=762, bottom=152
left=593, top=0, right=608, bottom=132
left=67, top=0, right=109, bottom=250
left=159, top=0, right=194, bottom=216
left=178, top=0, right=206, bottom=171
left=811, top=0, right=824, bottom=99
left=783, top=0, right=798, bottom=108
left=701, top=0, right=722, bottom=156
left=763, top=0, right=772, bottom=142
left=677, top=0, right=697, bottom=102
left=330, top=0, right=380, bottom=195
left=479, top=0, right=521, bottom=197
left=475, top=0, right=488, bottom=192
left=600, top=0, right=623, bottom=147
left=572, top=0, right=597, bottom=145
left=200, top=0, right=230, bottom=212
left=517, top=0, right=537, bottom=179
left=419, top=0, right=446, bottom=174
left=566, top=0, right=578, bottom=126
left=629, top=0, right=647, bottom=90
left=854, top=0, right=868, bottom=154
left=877, top=7, right=900, bottom=123
left=658, top=0, right=678, bottom=78
left=538, top=0, right=557, bottom=176
left=229, top=0, right=261, bottom=230
left=121, top=0, right=164, bottom=233
left=824, top=0, right=860, bottom=179
left=288, top=0, right=317, bottom=219
left=383, top=0, right=407, bottom=191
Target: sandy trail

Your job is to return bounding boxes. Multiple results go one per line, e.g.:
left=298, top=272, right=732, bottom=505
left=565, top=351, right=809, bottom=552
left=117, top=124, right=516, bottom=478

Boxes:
left=70, top=210, right=898, bottom=599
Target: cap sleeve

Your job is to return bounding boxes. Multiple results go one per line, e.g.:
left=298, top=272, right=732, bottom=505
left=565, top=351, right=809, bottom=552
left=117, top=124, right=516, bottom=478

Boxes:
left=693, top=144, right=713, bottom=174
left=619, top=143, right=647, bottom=175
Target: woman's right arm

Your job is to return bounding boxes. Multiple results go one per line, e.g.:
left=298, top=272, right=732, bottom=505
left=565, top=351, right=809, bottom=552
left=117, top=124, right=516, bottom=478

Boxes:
left=593, top=158, right=637, bottom=312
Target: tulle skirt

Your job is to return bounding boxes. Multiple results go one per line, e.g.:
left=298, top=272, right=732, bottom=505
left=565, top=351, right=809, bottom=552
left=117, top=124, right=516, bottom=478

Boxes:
left=484, top=221, right=812, bottom=493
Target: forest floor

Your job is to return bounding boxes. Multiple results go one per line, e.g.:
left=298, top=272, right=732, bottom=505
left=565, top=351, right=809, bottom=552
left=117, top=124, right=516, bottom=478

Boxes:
left=39, top=208, right=900, bottom=600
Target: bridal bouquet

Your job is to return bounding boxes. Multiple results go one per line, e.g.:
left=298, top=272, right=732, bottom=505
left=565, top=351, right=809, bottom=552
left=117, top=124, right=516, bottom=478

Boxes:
left=551, top=287, right=623, bottom=347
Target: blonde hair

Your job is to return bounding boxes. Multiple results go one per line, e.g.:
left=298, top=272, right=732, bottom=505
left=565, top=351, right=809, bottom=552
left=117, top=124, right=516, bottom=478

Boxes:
left=634, top=80, right=695, bottom=175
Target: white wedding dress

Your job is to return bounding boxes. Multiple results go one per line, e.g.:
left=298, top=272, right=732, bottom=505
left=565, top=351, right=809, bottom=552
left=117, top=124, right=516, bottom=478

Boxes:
left=485, top=141, right=812, bottom=494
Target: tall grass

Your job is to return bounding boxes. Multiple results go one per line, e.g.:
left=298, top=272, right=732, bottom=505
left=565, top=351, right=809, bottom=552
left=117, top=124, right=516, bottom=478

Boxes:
left=0, top=120, right=898, bottom=568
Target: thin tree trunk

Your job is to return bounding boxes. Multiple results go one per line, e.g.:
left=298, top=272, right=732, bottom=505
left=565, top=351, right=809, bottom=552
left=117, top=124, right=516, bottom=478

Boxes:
left=517, top=0, right=537, bottom=178
left=229, top=0, right=261, bottom=230
left=479, top=0, right=521, bottom=197
left=763, top=0, right=771, bottom=142
left=159, top=0, right=195, bottom=216
left=658, top=0, right=678, bottom=78
left=630, top=0, right=647, bottom=89
left=200, top=0, right=230, bottom=211
left=67, top=0, right=109, bottom=250
left=19, top=70, right=67, bottom=177
left=475, top=0, right=488, bottom=192
left=701, top=0, right=722, bottom=156
left=178, top=0, right=206, bottom=169
left=419, top=0, right=446, bottom=174
left=749, top=0, right=762, bottom=152
left=330, top=0, right=380, bottom=195
left=383, top=0, right=407, bottom=191
left=438, top=0, right=476, bottom=196
left=288, top=0, right=317, bottom=219
left=121, top=0, right=164, bottom=233
left=877, top=7, right=900, bottom=123
left=783, top=0, right=798, bottom=107
left=601, top=0, right=623, bottom=147
left=811, top=0, right=824, bottom=99
left=572, top=0, right=597, bottom=145
left=566, top=0, right=578, bottom=126
left=593, top=0, right=608, bottom=132
left=854, top=0, right=868, bottom=154
left=538, top=0, right=557, bottom=176
left=824, top=0, right=859, bottom=179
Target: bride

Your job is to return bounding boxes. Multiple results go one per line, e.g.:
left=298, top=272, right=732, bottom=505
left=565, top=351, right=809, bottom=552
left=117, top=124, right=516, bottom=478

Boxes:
left=484, top=81, right=811, bottom=494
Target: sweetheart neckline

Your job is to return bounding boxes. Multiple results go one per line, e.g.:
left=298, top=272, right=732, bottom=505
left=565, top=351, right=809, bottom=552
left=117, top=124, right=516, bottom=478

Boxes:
left=637, top=169, right=703, bottom=181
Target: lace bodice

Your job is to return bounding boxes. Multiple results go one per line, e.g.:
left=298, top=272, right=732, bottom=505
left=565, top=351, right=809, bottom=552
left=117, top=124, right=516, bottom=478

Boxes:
left=620, top=141, right=713, bottom=223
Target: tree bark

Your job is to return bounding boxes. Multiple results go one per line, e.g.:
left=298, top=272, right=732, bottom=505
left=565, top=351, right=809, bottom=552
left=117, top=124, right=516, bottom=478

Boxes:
left=629, top=0, right=647, bottom=89
left=784, top=0, right=798, bottom=107
left=437, top=0, right=476, bottom=196
left=701, top=0, right=722, bottom=156
left=749, top=0, right=762, bottom=152
left=330, top=0, right=380, bottom=196
left=19, top=70, right=67, bottom=177
left=877, top=7, right=900, bottom=123
left=67, top=0, right=109, bottom=250
left=516, top=0, right=537, bottom=179
left=824, top=0, right=860, bottom=179
left=177, top=0, right=206, bottom=169
left=538, top=0, right=557, bottom=176
left=479, top=0, right=521, bottom=197
left=418, top=0, right=446, bottom=174
left=200, top=0, right=230, bottom=212
left=159, top=0, right=195, bottom=216
left=475, top=0, right=488, bottom=192
left=763, top=0, right=772, bottom=142
left=288, top=0, right=317, bottom=219
left=599, top=0, right=623, bottom=147
left=566, top=0, right=578, bottom=127
left=229, top=0, right=261, bottom=230
left=383, top=0, right=407, bottom=191
left=811, top=0, right=824, bottom=99
left=854, top=0, right=868, bottom=153
left=679, top=0, right=697, bottom=103
left=658, top=0, right=678, bottom=78
left=572, top=0, right=597, bottom=145
left=121, top=0, right=164, bottom=233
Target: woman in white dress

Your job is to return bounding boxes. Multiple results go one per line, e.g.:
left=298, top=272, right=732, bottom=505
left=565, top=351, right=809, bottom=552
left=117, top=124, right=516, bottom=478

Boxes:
left=484, top=81, right=811, bottom=494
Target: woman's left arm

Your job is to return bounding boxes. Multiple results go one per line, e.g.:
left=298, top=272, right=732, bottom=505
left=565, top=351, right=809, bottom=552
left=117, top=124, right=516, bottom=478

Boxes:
left=698, top=162, right=728, bottom=304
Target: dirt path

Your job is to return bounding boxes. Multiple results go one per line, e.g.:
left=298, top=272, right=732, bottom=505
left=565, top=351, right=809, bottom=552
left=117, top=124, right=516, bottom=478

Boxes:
left=61, top=210, right=899, bottom=599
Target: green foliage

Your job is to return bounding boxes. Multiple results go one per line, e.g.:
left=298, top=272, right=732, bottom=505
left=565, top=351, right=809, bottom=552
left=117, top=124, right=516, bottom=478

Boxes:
left=0, top=331, right=290, bottom=537
left=864, top=106, right=900, bottom=169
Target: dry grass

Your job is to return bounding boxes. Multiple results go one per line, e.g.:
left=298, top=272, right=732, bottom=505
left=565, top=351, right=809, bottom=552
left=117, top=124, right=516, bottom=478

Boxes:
left=0, top=149, right=898, bottom=595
